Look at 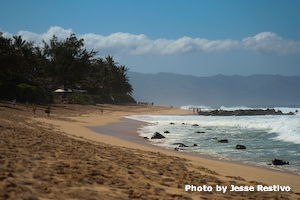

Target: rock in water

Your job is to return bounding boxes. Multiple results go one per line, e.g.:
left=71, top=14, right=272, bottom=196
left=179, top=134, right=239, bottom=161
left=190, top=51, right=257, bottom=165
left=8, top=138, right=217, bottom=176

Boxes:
left=151, top=132, right=166, bottom=139
left=195, top=131, right=205, bottom=133
left=236, top=144, right=246, bottom=149
left=272, top=159, right=289, bottom=165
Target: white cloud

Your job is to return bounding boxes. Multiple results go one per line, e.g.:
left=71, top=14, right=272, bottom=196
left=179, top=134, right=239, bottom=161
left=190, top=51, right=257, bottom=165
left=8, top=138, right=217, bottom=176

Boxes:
left=2, top=26, right=300, bottom=56
left=1, top=30, right=13, bottom=38
left=17, top=26, right=73, bottom=46
left=242, top=32, right=300, bottom=55
left=82, top=32, right=150, bottom=55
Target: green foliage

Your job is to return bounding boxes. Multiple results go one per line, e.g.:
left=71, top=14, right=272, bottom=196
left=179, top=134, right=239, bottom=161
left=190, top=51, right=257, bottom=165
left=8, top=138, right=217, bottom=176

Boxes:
left=0, top=79, right=17, bottom=100
left=16, top=83, right=45, bottom=102
left=85, top=56, right=133, bottom=96
left=0, top=32, right=135, bottom=104
left=43, top=34, right=97, bottom=90
left=67, top=94, right=99, bottom=105
left=0, top=32, right=48, bottom=101
left=110, top=93, right=136, bottom=104
left=67, top=93, right=136, bottom=105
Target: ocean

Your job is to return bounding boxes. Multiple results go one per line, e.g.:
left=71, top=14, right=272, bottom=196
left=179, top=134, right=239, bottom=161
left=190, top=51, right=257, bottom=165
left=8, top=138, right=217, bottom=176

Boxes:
left=126, top=106, right=300, bottom=174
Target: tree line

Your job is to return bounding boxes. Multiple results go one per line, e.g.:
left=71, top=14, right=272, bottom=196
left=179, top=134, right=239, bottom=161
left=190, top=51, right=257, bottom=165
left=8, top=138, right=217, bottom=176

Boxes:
left=0, top=32, right=135, bottom=104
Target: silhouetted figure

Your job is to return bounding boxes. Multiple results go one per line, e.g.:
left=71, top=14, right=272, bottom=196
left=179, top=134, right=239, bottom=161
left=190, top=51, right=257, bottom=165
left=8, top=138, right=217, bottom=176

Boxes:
left=32, top=103, right=36, bottom=115
left=45, top=105, right=50, bottom=117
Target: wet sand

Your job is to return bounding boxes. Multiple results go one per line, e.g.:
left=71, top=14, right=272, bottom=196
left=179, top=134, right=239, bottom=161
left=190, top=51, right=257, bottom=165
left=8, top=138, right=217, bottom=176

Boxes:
left=88, top=118, right=300, bottom=175
left=1, top=100, right=299, bottom=199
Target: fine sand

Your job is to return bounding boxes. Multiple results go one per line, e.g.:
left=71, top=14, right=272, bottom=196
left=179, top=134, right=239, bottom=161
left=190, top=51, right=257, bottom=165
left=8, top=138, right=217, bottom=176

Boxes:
left=0, top=100, right=299, bottom=200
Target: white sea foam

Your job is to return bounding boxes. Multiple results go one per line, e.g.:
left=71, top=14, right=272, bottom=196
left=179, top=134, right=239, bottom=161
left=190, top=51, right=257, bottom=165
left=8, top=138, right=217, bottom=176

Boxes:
left=128, top=113, right=300, bottom=144
left=126, top=106, right=300, bottom=173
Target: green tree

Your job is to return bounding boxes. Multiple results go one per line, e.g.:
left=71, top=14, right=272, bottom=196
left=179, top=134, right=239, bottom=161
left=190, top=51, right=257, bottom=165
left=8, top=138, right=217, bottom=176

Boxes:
left=17, top=83, right=45, bottom=102
left=0, top=33, right=22, bottom=79
left=43, top=33, right=97, bottom=90
left=0, top=32, right=135, bottom=104
left=12, top=35, right=40, bottom=81
left=103, top=55, right=133, bottom=95
left=83, top=55, right=133, bottom=96
left=0, top=33, right=49, bottom=101
left=82, top=57, right=105, bottom=94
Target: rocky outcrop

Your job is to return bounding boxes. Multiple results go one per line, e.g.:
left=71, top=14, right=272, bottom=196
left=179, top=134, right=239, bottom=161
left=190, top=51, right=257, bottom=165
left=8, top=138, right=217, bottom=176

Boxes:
left=195, top=131, right=205, bottom=133
left=172, top=143, right=198, bottom=147
left=218, top=139, right=228, bottom=143
left=151, top=132, right=165, bottom=139
left=236, top=144, right=246, bottom=149
left=198, top=108, right=295, bottom=116
left=272, top=159, right=289, bottom=165
left=173, top=143, right=198, bottom=150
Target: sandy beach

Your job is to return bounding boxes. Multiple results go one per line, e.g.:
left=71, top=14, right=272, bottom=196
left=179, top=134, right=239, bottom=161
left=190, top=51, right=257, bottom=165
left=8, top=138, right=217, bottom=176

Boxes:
left=1, top=100, right=299, bottom=200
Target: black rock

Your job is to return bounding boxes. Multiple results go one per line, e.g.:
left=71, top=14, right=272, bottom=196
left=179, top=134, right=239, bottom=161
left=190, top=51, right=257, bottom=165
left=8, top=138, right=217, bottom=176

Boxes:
left=236, top=144, right=246, bottom=149
left=174, top=143, right=198, bottom=147
left=195, top=131, right=205, bottom=133
left=172, top=143, right=185, bottom=146
left=179, top=144, right=188, bottom=147
left=272, top=159, right=289, bottom=165
left=151, top=132, right=166, bottom=139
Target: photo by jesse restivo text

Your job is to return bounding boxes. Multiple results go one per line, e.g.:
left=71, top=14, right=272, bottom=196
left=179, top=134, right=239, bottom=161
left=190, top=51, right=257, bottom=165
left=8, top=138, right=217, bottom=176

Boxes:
left=185, top=184, right=291, bottom=193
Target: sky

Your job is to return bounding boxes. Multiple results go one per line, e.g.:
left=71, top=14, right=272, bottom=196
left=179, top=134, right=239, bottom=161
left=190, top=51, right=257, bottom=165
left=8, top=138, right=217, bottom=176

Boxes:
left=1, top=0, right=300, bottom=77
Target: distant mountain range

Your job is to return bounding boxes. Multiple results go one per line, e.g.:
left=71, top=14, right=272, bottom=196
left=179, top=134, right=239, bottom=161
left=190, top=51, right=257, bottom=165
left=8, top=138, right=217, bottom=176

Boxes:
left=127, top=71, right=300, bottom=108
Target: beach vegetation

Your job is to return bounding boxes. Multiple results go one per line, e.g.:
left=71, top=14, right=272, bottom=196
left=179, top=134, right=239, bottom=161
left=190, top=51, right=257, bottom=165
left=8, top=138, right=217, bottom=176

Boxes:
left=0, top=32, right=135, bottom=104
left=17, top=83, right=46, bottom=102
left=67, top=93, right=135, bottom=105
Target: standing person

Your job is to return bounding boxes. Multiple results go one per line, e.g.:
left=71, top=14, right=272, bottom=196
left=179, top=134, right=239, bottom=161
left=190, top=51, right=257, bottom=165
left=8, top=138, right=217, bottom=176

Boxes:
left=25, top=101, right=29, bottom=110
left=45, top=105, right=50, bottom=117
left=32, top=103, right=36, bottom=115
left=12, top=99, right=16, bottom=106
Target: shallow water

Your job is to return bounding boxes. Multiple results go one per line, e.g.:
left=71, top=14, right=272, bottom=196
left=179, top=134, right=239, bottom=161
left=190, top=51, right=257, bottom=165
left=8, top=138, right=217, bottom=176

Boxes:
left=127, top=107, right=300, bottom=174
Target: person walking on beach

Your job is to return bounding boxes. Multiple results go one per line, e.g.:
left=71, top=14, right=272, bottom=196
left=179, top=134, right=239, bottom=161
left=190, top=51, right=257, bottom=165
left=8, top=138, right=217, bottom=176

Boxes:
left=45, top=105, right=50, bottom=117
left=32, top=103, right=36, bottom=115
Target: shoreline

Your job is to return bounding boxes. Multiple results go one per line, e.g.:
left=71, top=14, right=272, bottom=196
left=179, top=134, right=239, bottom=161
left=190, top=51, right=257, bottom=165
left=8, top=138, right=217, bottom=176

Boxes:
left=2, top=101, right=300, bottom=199
left=88, top=117, right=300, bottom=177
left=35, top=106, right=300, bottom=194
